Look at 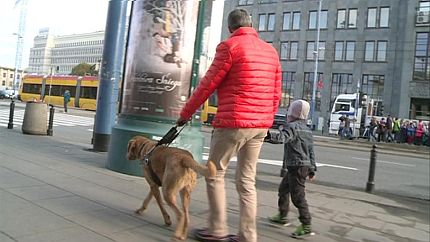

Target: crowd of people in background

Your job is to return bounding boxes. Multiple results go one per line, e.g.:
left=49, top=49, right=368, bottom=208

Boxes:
left=367, top=115, right=429, bottom=146
left=337, top=114, right=430, bottom=146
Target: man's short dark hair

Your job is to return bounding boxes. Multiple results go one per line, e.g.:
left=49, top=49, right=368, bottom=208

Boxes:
left=228, top=9, right=252, bottom=31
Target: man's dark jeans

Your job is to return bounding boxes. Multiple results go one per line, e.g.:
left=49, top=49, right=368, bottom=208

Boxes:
left=277, top=166, right=311, bottom=225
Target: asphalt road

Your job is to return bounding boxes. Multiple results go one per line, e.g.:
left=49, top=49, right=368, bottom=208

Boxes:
left=1, top=104, right=428, bottom=200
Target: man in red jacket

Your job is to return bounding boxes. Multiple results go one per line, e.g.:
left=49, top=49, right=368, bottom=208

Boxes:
left=177, top=9, right=282, bottom=242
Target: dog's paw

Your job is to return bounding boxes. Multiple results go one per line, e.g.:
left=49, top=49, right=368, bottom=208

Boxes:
left=164, top=215, right=172, bottom=226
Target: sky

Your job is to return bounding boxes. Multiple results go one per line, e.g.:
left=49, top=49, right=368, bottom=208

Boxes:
left=0, top=0, right=109, bottom=69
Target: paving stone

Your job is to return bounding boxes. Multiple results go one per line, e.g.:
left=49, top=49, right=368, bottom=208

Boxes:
left=6, top=184, right=73, bottom=201
left=367, top=210, right=414, bottom=225
left=344, top=227, right=395, bottom=242
left=382, top=223, right=430, bottom=242
left=65, top=208, right=147, bottom=236
left=34, top=195, right=107, bottom=216
left=17, top=227, right=115, bottom=242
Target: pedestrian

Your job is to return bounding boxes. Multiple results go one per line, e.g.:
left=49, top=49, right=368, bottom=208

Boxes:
left=63, top=90, right=71, bottom=113
left=392, top=117, right=401, bottom=143
left=386, top=115, right=394, bottom=142
left=176, top=9, right=282, bottom=242
left=268, top=100, right=317, bottom=238
left=415, top=120, right=424, bottom=145
left=338, top=115, right=345, bottom=139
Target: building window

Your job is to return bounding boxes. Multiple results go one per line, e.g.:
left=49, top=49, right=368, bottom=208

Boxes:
left=348, top=9, right=358, bottom=28
left=367, top=7, right=390, bottom=28
left=281, top=71, right=296, bottom=108
left=414, top=32, right=430, bottom=82
left=258, top=0, right=277, bottom=3
left=365, top=41, right=375, bottom=61
left=283, top=13, right=291, bottom=30
left=290, top=42, right=298, bottom=60
left=267, top=13, right=276, bottom=31
left=334, top=42, right=344, bottom=61
left=410, top=98, right=430, bottom=120
left=292, top=12, right=301, bottom=30
left=377, top=41, right=388, bottom=62
left=337, top=9, right=346, bottom=28
left=280, top=42, right=289, bottom=60
left=2, top=73, right=5, bottom=78
left=379, top=7, right=390, bottom=27
left=282, top=13, right=291, bottom=30
left=258, top=14, right=267, bottom=31
left=346, top=41, right=356, bottom=61
left=10, top=74, right=13, bottom=79
left=361, top=74, right=384, bottom=100
left=367, top=8, right=377, bottom=28
left=309, top=10, right=328, bottom=29
left=280, top=42, right=298, bottom=60
left=309, top=11, right=317, bottom=29
left=330, top=73, right=353, bottom=107
left=303, top=72, right=323, bottom=111
left=306, top=41, right=325, bottom=60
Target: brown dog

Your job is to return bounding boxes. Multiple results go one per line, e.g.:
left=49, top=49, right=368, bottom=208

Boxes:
left=127, top=136, right=216, bottom=241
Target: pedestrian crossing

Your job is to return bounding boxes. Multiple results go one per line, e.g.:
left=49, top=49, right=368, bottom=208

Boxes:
left=0, top=109, right=94, bottom=128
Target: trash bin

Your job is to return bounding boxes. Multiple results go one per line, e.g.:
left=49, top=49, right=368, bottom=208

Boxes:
left=22, top=102, right=48, bottom=135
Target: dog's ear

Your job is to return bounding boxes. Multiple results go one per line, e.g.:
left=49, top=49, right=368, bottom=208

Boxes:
left=127, top=139, right=136, bottom=155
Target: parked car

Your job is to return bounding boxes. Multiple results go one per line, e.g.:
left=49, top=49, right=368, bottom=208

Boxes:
left=271, top=108, right=288, bottom=129
left=0, top=90, right=8, bottom=99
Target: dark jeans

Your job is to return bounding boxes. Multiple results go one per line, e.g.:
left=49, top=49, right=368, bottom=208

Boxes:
left=277, top=166, right=311, bottom=225
left=64, top=102, right=68, bottom=112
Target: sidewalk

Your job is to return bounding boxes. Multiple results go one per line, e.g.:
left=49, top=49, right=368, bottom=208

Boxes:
left=1, top=125, right=429, bottom=242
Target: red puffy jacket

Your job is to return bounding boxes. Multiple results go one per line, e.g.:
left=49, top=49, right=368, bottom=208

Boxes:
left=180, top=27, right=282, bottom=128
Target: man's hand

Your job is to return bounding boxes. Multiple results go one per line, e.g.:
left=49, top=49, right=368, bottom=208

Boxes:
left=176, top=117, right=188, bottom=127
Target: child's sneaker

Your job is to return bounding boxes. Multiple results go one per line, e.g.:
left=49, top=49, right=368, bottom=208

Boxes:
left=268, top=213, right=291, bottom=226
left=291, top=224, right=315, bottom=238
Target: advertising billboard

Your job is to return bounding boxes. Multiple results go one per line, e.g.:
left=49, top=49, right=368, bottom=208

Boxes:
left=121, top=0, right=199, bottom=119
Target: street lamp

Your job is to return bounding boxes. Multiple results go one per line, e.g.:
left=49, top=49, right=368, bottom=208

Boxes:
left=12, top=33, right=23, bottom=97
left=310, top=0, right=323, bottom=129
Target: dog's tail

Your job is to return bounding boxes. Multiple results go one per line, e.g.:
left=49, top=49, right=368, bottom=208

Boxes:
left=182, top=157, right=217, bottom=178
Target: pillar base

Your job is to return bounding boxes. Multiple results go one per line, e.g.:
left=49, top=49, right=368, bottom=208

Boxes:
left=106, top=117, right=204, bottom=177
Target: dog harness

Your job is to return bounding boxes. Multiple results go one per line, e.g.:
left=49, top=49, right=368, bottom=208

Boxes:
left=141, top=125, right=185, bottom=187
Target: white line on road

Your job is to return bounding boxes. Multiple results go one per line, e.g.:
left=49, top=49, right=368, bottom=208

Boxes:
left=202, top=154, right=358, bottom=171
left=351, top=156, right=416, bottom=167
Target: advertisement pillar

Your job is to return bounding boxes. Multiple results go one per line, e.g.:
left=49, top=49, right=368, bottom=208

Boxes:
left=107, top=0, right=205, bottom=176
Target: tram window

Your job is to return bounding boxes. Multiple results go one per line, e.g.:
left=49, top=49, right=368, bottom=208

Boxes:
left=80, top=87, right=97, bottom=99
left=44, top=86, right=76, bottom=97
left=22, top=83, right=42, bottom=94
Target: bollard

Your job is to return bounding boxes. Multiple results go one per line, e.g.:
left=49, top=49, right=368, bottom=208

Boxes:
left=7, top=99, right=15, bottom=129
left=47, top=105, right=55, bottom=136
left=366, top=144, right=377, bottom=193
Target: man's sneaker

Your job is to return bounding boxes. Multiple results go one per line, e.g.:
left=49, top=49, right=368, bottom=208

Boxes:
left=291, top=224, right=315, bottom=238
left=268, top=213, right=291, bottom=226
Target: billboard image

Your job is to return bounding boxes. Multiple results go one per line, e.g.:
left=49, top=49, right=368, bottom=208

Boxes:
left=121, top=0, right=199, bottom=119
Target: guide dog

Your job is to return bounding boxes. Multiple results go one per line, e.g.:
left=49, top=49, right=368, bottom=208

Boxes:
left=127, top=136, right=216, bottom=241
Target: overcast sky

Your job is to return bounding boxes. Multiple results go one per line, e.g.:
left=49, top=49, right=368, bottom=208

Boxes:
left=0, top=0, right=109, bottom=69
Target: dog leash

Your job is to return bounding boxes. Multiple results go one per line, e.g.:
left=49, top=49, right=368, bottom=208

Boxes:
left=141, top=125, right=186, bottom=186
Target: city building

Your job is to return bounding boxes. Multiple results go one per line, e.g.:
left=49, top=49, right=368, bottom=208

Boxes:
left=27, top=28, right=104, bottom=75
left=0, top=66, right=26, bottom=91
left=222, top=0, right=430, bottom=127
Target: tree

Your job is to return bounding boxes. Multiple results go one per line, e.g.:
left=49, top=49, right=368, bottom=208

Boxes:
left=70, top=63, right=98, bottom=76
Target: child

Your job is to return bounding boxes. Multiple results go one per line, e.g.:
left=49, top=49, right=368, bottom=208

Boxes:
left=268, top=100, right=317, bottom=238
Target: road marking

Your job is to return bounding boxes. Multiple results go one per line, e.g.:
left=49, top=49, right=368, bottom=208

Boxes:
left=0, top=109, right=94, bottom=128
left=351, top=156, right=416, bottom=167
left=202, top=154, right=358, bottom=171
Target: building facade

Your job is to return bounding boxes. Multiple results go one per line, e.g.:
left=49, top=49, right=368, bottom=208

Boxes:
left=28, top=29, right=104, bottom=75
left=222, top=0, right=430, bottom=127
left=0, top=66, right=26, bottom=91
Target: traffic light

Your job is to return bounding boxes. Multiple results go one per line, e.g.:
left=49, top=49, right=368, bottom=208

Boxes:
left=359, top=92, right=367, bottom=107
